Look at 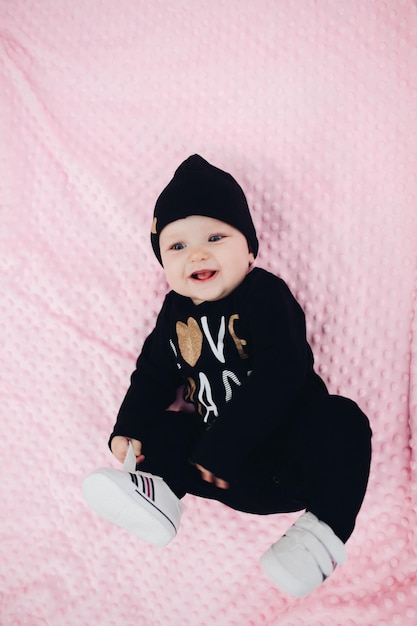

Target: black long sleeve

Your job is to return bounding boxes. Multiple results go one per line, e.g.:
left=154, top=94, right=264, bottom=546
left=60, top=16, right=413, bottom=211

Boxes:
left=109, top=295, right=183, bottom=446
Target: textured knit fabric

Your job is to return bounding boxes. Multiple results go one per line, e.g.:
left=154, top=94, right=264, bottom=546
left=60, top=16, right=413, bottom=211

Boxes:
left=150, top=155, right=259, bottom=264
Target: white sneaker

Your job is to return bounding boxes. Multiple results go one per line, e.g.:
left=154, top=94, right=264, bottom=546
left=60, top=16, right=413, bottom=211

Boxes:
left=260, top=512, right=347, bottom=597
left=82, top=468, right=183, bottom=546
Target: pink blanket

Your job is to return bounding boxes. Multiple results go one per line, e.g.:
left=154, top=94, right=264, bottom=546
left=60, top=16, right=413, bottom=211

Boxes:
left=1, top=1, right=417, bottom=624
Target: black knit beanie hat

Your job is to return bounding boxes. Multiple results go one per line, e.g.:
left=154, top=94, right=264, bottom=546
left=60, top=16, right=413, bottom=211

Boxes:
left=151, top=154, right=259, bottom=265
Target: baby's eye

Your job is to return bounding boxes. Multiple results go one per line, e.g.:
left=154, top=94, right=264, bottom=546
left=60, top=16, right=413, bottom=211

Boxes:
left=208, top=234, right=223, bottom=242
left=171, top=242, right=185, bottom=251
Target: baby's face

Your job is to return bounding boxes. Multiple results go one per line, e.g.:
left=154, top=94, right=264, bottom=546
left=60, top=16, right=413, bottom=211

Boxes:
left=159, top=215, right=254, bottom=305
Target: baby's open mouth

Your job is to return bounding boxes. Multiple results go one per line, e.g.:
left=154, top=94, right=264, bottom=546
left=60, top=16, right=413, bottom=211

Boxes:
left=191, top=270, right=217, bottom=281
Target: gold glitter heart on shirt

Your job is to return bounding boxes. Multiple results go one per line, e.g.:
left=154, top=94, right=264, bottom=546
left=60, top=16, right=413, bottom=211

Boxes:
left=176, top=317, right=203, bottom=367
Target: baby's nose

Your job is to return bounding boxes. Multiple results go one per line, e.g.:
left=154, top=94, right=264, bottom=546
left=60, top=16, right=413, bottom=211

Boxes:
left=189, top=246, right=209, bottom=261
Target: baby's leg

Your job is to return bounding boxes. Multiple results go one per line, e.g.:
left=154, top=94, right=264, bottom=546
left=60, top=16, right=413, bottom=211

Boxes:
left=138, top=410, right=204, bottom=499
left=259, top=395, right=371, bottom=596
left=290, top=395, right=372, bottom=542
left=82, top=410, right=200, bottom=545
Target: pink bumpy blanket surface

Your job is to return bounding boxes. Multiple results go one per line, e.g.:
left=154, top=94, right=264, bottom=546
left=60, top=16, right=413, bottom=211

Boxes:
left=1, top=1, right=416, bottom=625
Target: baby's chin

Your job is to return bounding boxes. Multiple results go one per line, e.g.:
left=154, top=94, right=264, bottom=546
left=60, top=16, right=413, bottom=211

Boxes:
left=170, top=279, right=234, bottom=305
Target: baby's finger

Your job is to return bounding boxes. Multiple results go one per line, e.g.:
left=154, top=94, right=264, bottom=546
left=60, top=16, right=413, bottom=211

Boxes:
left=215, top=477, right=229, bottom=490
left=129, top=438, right=142, bottom=456
left=195, top=464, right=214, bottom=483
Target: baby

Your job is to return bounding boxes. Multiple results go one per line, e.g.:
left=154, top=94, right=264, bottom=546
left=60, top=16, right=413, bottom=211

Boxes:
left=83, top=155, right=371, bottom=597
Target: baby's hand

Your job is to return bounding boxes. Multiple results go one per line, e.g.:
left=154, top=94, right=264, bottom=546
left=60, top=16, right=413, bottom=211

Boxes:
left=194, top=463, right=229, bottom=489
left=111, top=436, right=145, bottom=465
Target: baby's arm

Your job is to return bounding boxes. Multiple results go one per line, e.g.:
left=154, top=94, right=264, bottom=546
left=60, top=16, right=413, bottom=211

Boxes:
left=109, top=295, right=184, bottom=461
left=111, top=436, right=145, bottom=465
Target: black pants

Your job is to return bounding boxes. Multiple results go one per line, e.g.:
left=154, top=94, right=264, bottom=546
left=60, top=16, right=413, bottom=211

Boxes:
left=138, top=395, right=372, bottom=543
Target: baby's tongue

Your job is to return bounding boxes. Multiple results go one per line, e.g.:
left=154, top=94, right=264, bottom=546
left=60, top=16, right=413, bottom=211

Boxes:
left=195, top=270, right=214, bottom=280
